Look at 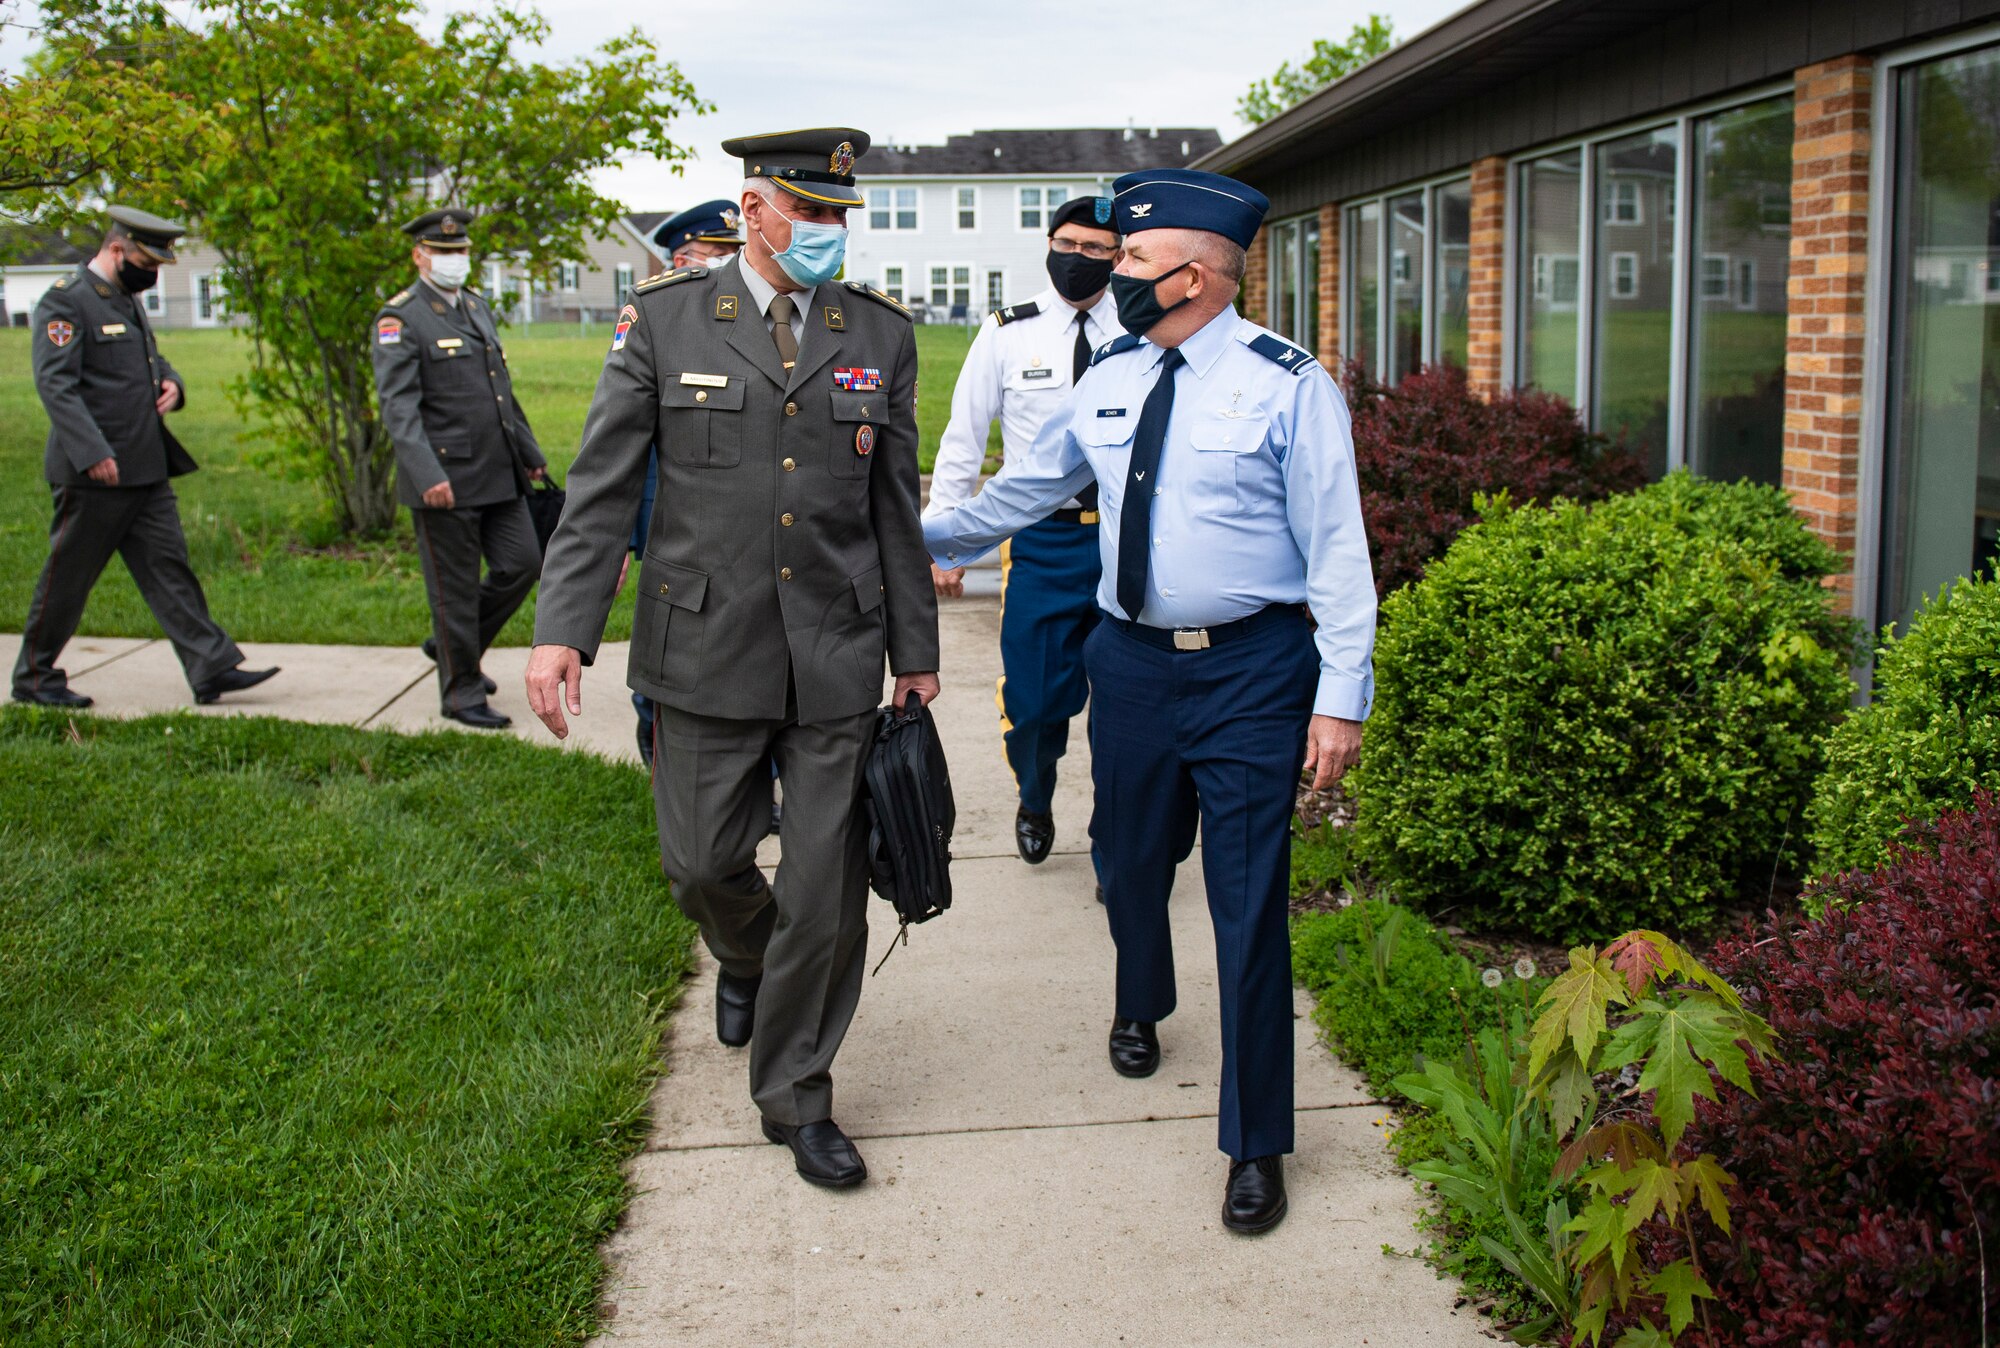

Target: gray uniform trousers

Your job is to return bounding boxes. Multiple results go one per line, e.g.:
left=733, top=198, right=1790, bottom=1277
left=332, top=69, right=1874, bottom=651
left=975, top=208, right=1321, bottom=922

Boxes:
left=12, top=482, right=241, bottom=698
left=409, top=498, right=540, bottom=711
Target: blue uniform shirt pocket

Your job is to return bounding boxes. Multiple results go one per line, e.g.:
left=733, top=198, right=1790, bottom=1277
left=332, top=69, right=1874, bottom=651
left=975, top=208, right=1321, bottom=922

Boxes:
left=1186, top=416, right=1268, bottom=517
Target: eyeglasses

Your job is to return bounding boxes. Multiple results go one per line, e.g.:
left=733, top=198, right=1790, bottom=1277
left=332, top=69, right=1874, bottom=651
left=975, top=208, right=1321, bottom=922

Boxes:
left=1050, top=238, right=1119, bottom=261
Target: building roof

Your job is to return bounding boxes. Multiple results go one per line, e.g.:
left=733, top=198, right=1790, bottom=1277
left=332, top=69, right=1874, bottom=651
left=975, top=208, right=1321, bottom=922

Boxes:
left=1, top=228, right=89, bottom=268
left=858, top=127, right=1223, bottom=178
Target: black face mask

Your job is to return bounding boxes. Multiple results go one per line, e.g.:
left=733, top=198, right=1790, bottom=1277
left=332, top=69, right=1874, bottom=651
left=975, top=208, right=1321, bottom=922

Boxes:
left=119, top=259, right=160, bottom=295
left=1046, top=247, right=1113, bottom=303
left=1108, top=260, right=1194, bottom=337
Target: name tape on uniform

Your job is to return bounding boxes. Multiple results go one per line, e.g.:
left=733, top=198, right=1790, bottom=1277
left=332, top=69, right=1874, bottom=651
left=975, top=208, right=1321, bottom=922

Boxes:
left=101, top=324, right=127, bottom=336
left=679, top=372, right=729, bottom=387
left=435, top=337, right=464, bottom=349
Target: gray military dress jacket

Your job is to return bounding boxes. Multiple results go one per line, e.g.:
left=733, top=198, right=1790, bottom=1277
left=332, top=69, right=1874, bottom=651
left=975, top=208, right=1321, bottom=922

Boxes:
left=535, top=256, right=939, bottom=725
left=33, top=265, right=194, bottom=486
left=371, top=280, right=546, bottom=509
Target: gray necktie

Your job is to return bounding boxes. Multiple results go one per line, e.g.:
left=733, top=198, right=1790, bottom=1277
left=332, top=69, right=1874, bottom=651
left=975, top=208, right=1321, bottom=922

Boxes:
left=768, top=294, right=798, bottom=369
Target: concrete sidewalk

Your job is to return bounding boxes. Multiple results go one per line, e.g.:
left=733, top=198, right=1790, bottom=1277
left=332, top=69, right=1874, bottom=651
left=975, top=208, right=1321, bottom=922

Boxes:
left=5, top=603, right=1487, bottom=1345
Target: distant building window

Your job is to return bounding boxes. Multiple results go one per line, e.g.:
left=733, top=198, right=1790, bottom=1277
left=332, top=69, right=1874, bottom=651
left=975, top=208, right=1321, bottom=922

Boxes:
left=1018, top=186, right=1068, bottom=231
left=956, top=186, right=978, bottom=231
left=984, top=268, right=1005, bottom=313
left=867, top=187, right=919, bottom=231
left=1531, top=254, right=1581, bottom=306
left=1700, top=253, right=1731, bottom=300
left=614, top=264, right=634, bottom=302
left=929, top=264, right=971, bottom=309
left=193, top=273, right=225, bottom=326
left=882, top=265, right=905, bottom=303
left=1734, top=259, right=1757, bottom=309
left=143, top=287, right=164, bottom=315
left=868, top=189, right=891, bottom=231
left=483, top=262, right=503, bottom=295
left=1604, top=179, right=1642, bottom=225
left=559, top=261, right=580, bottom=292
left=1609, top=252, right=1639, bottom=299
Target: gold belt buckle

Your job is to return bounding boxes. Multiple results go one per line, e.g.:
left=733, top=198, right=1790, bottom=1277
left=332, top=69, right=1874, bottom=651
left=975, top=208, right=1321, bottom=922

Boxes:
left=1172, top=629, right=1210, bottom=651
left=1077, top=510, right=1099, bottom=524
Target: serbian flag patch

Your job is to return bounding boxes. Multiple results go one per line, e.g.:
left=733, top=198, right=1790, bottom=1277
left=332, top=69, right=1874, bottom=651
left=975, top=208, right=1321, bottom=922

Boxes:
left=834, top=367, right=882, bottom=391
left=45, top=320, right=74, bottom=347
left=611, top=304, right=637, bottom=352
left=375, top=316, right=402, bottom=345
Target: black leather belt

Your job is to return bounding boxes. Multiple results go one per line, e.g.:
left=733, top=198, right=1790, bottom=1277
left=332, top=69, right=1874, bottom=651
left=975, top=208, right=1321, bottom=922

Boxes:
left=1107, top=604, right=1306, bottom=652
left=1051, top=506, right=1100, bottom=525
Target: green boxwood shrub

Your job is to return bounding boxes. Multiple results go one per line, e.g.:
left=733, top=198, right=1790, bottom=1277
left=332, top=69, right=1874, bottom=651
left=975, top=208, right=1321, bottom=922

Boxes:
left=1350, top=474, right=1857, bottom=941
left=1807, top=568, right=2000, bottom=880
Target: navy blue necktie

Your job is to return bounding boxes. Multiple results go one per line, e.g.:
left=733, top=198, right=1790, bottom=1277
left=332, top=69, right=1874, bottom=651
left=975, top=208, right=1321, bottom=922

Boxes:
left=1116, top=346, right=1184, bottom=622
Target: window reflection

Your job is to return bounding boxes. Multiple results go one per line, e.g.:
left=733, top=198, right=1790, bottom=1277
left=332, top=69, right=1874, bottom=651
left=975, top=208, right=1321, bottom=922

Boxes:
left=1435, top=179, right=1472, bottom=368
left=1519, top=149, right=1582, bottom=403
left=1350, top=202, right=1381, bottom=377
left=1592, top=126, right=1680, bottom=476
left=1389, top=191, right=1426, bottom=382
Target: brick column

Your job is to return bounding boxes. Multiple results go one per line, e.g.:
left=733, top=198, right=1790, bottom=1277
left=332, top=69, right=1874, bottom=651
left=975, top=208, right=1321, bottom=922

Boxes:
left=1465, top=155, right=1508, bottom=399
left=1315, top=201, right=1341, bottom=365
left=1242, top=224, right=1270, bottom=324
left=1785, top=56, right=1873, bottom=593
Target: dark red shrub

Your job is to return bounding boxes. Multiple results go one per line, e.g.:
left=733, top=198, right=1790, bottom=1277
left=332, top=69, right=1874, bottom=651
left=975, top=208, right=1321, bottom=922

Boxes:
left=1649, top=793, right=2000, bottom=1345
left=1341, top=361, right=1645, bottom=597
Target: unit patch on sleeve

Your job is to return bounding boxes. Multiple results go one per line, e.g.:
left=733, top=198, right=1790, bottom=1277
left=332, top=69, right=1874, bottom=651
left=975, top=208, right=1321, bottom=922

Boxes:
left=834, top=367, right=882, bottom=391
left=45, top=320, right=74, bottom=347
left=611, top=304, right=637, bottom=352
left=375, top=317, right=402, bottom=345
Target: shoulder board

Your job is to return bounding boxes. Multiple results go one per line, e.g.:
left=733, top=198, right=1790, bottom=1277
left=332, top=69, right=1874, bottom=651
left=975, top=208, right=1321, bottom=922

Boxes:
left=844, top=281, right=912, bottom=320
left=994, top=301, right=1041, bottom=327
left=1247, top=332, right=1318, bottom=374
left=51, top=274, right=72, bottom=290
left=634, top=268, right=700, bottom=295
left=385, top=289, right=412, bottom=308
left=464, top=289, right=483, bottom=305
left=1090, top=334, right=1142, bottom=367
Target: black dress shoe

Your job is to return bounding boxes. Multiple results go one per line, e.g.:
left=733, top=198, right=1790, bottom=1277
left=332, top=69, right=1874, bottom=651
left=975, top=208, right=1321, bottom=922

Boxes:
left=761, top=1117, right=867, bottom=1188
left=442, top=701, right=511, bottom=730
left=1108, top=1017, right=1160, bottom=1078
left=637, top=719, right=654, bottom=767
left=715, top=969, right=760, bottom=1047
left=193, top=666, right=279, bottom=705
left=13, top=686, right=93, bottom=709
left=769, top=801, right=783, bottom=837
left=1016, top=807, right=1055, bottom=864
left=421, top=638, right=496, bottom=694
left=1223, top=1155, right=1288, bottom=1234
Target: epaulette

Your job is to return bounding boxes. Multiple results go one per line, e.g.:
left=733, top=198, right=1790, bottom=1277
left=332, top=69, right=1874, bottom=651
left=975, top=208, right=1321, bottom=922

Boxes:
left=634, top=268, right=701, bottom=295
left=844, top=280, right=912, bottom=320
left=994, top=301, right=1040, bottom=327
left=1247, top=332, right=1318, bottom=374
left=51, top=274, right=72, bottom=290
left=384, top=289, right=412, bottom=308
left=463, top=289, right=483, bottom=305
left=1090, top=334, right=1142, bottom=367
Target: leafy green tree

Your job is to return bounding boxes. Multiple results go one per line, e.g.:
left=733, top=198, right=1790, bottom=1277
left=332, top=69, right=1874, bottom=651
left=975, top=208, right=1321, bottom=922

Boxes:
left=23, top=0, right=707, bottom=533
left=1237, top=17, right=1395, bottom=126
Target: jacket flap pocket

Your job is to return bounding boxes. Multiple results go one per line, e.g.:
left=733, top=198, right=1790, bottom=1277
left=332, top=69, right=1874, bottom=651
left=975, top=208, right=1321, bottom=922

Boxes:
left=422, top=338, right=474, bottom=361
left=644, top=557, right=709, bottom=612
left=433, top=442, right=469, bottom=459
left=829, top=390, right=886, bottom=423
left=852, top=566, right=884, bottom=613
left=1188, top=417, right=1266, bottom=453
left=661, top=377, right=746, bottom=411
left=90, top=323, right=135, bottom=343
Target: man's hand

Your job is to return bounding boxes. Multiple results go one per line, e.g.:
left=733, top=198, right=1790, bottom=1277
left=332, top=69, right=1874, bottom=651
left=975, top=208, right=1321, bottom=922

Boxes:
left=155, top=379, right=181, bottom=415
left=892, top=670, right=941, bottom=711
left=1302, top=715, right=1363, bottom=791
left=930, top=563, right=965, bottom=598
left=527, top=465, right=546, bottom=481
left=524, top=643, right=584, bottom=739
left=615, top=552, right=632, bottom=596
left=422, top=481, right=456, bottom=510
left=85, top=457, right=120, bottom=486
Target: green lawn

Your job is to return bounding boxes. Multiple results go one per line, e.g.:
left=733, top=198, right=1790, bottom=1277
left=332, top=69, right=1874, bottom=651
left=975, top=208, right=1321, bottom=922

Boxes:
left=0, top=708, right=694, bottom=1344
left=0, top=323, right=979, bottom=646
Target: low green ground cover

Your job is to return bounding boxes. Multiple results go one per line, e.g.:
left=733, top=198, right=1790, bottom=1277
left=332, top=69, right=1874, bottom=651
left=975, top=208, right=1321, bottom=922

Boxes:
left=0, top=323, right=980, bottom=646
left=0, top=708, right=694, bottom=1344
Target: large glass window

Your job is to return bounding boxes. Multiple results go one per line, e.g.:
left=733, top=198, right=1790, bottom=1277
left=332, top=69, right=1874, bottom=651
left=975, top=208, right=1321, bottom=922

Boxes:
left=1881, top=42, right=2000, bottom=634
left=1592, top=126, right=1679, bottom=475
left=1348, top=202, right=1381, bottom=376
left=1518, top=149, right=1583, bottom=403
left=1687, top=94, right=1793, bottom=487
left=1267, top=214, right=1322, bottom=354
left=1388, top=191, right=1426, bottom=382
left=1435, top=178, right=1472, bottom=368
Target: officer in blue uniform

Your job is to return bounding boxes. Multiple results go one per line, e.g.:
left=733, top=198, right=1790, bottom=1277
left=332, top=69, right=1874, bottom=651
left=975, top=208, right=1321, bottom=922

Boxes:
left=924, top=168, right=1376, bottom=1235
left=926, top=195, right=1124, bottom=867
left=625, top=201, right=747, bottom=765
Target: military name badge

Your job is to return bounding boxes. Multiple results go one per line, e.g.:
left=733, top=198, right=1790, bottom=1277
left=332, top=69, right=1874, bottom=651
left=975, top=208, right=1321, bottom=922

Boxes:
left=376, top=317, right=402, bottom=346
left=45, top=320, right=74, bottom=347
left=833, top=367, right=882, bottom=391
left=611, top=304, right=637, bottom=352
left=1022, top=367, right=1054, bottom=380
left=101, top=323, right=127, bottom=336
left=854, top=423, right=876, bottom=457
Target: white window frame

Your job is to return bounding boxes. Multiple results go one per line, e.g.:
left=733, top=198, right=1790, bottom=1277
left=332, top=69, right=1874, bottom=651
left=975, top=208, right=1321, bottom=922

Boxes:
left=955, top=186, right=978, bottom=232
left=142, top=286, right=164, bottom=316
left=613, top=264, right=634, bottom=303
left=1341, top=171, right=1472, bottom=374
left=1699, top=252, right=1731, bottom=300
left=1733, top=258, right=1757, bottom=310
left=1017, top=185, right=1071, bottom=233
left=893, top=187, right=919, bottom=231
left=880, top=263, right=907, bottom=304
left=1609, top=251, right=1640, bottom=299
left=559, top=261, right=580, bottom=293
left=927, top=262, right=973, bottom=311
left=192, top=272, right=222, bottom=327
left=983, top=266, right=1006, bottom=315
left=867, top=188, right=892, bottom=231
left=1604, top=179, right=1643, bottom=225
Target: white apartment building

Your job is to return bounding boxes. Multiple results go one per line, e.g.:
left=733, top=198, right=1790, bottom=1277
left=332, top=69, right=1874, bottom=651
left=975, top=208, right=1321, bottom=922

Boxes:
left=848, top=126, right=1222, bottom=322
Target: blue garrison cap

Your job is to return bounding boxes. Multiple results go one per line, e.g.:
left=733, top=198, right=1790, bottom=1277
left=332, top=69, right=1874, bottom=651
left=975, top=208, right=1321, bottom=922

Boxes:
left=654, top=200, right=746, bottom=254
left=1110, top=168, right=1269, bottom=247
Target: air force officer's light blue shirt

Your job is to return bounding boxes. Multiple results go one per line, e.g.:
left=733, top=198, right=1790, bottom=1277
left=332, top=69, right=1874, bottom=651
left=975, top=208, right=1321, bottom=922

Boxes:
left=924, top=305, right=1377, bottom=722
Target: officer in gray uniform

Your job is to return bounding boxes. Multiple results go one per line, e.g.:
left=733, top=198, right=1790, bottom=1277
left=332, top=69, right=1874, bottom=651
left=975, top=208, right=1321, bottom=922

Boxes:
left=14, top=205, right=278, bottom=709
left=526, top=129, right=940, bottom=1190
left=372, top=208, right=548, bottom=729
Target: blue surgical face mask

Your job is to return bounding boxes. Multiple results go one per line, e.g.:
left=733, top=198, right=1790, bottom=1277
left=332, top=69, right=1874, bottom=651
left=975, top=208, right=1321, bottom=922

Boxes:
left=759, top=209, right=847, bottom=288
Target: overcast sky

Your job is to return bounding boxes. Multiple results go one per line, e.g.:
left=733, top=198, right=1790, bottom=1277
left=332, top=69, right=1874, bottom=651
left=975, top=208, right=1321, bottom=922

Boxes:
left=5, top=0, right=1471, bottom=213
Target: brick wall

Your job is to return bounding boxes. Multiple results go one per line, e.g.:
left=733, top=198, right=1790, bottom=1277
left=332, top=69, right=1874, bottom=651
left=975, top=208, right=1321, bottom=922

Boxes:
left=1465, top=155, right=1508, bottom=399
left=1242, top=223, right=1269, bottom=325
left=1784, top=55, right=1872, bottom=593
left=1315, top=202, right=1341, bottom=365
